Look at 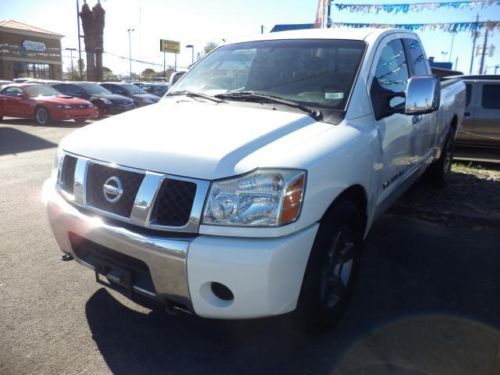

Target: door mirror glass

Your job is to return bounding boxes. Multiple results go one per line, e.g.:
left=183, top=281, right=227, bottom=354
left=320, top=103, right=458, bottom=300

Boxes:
left=405, top=76, right=440, bottom=115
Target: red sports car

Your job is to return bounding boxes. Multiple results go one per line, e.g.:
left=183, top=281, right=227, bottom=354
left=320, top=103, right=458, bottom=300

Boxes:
left=0, top=84, right=98, bottom=125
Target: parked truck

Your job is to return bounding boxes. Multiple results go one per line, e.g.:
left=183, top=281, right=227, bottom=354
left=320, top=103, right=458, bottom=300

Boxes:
left=44, top=28, right=465, bottom=329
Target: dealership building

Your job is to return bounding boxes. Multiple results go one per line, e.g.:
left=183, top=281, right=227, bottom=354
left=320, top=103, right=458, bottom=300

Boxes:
left=0, top=20, right=63, bottom=80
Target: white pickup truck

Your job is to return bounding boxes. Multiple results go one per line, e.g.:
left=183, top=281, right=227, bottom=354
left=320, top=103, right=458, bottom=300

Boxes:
left=44, top=28, right=465, bottom=329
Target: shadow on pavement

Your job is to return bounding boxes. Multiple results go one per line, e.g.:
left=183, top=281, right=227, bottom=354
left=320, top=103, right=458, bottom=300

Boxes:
left=0, top=127, right=57, bottom=155
left=85, top=217, right=500, bottom=375
left=1, top=118, right=87, bottom=128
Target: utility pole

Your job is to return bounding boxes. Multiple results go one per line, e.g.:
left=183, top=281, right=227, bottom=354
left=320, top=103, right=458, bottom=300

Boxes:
left=76, top=0, right=83, bottom=79
left=478, top=26, right=489, bottom=74
left=495, top=64, right=499, bottom=74
left=128, top=28, right=135, bottom=82
left=449, top=31, right=456, bottom=63
left=261, top=25, right=264, bottom=34
left=469, top=14, right=479, bottom=74
left=327, top=0, right=333, bottom=28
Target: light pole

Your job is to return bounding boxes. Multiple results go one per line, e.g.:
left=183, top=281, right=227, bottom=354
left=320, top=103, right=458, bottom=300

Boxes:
left=441, top=51, right=448, bottom=61
left=127, top=28, right=135, bottom=82
left=186, top=44, right=194, bottom=64
left=449, top=31, right=457, bottom=63
left=65, top=47, right=77, bottom=80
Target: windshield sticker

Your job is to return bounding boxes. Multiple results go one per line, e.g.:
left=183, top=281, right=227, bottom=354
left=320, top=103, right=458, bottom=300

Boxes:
left=325, top=92, right=344, bottom=100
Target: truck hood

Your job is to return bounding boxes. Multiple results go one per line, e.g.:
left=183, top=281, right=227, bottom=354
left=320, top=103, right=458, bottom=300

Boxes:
left=60, top=99, right=327, bottom=180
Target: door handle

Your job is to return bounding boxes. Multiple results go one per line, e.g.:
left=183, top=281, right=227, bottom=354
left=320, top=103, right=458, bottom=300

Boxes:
left=412, top=114, right=423, bottom=124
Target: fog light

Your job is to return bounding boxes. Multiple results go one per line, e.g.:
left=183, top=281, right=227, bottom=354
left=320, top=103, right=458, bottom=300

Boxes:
left=210, top=282, right=234, bottom=301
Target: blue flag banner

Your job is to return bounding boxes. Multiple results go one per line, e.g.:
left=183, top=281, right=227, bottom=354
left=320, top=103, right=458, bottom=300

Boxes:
left=335, top=1, right=500, bottom=14
left=331, top=21, right=500, bottom=32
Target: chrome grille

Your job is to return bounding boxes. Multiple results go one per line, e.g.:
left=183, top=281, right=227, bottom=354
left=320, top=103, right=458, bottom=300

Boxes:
left=86, top=162, right=144, bottom=218
left=60, top=155, right=77, bottom=194
left=56, top=153, right=209, bottom=233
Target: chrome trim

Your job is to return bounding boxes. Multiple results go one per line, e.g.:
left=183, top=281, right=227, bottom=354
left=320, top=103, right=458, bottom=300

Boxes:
left=73, top=158, right=88, bottom=206
left=130, top=172, right=163, bottom=226
left=58, top=151, right=208, bottom=233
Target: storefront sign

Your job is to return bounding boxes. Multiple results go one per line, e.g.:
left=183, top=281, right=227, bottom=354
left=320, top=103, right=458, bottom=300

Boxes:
left=22, top=40, right=47, bottom=52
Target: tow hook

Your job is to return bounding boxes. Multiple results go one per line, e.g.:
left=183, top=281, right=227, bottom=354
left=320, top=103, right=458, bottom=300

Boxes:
left=164, top=301, right=179, bottom=316
left=61, top=253, right=73, bottom=261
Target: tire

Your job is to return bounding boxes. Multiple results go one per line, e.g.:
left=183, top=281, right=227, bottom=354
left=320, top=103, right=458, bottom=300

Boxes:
left=34, top=106, right=50, bottom=125
left=426, top=126, right=455, bottom=187
left=296, top=201, right=363, bottom=332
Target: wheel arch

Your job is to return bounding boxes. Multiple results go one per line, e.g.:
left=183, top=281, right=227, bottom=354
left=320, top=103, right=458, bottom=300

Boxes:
left=320, top=184, right=368, bottom=234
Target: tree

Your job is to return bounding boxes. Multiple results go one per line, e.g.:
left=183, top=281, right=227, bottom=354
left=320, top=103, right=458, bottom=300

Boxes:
left=203, top=41, right=219, bottom=55
left=141, top=68, right=156, bottom=79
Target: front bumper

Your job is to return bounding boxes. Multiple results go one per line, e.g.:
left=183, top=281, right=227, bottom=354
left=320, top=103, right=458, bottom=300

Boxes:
left=51, top=108, right=99, bottom=121
left=44, top=179, right=318, bottom=319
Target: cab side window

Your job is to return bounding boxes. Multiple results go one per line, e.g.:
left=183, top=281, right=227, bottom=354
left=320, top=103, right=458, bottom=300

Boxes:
left=371, top=39, right=409, bottom=120
left=404, top=39, right=429, bottom=76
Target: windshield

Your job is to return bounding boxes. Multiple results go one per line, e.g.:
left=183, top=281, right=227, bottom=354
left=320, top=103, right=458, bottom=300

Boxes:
left=173, top=39, right=366, bottom=110
left=122, top=84, right=147, bottom=95
left=24, top=85, right=60, bottom=97
left=79, top=83, right=111, bottom=95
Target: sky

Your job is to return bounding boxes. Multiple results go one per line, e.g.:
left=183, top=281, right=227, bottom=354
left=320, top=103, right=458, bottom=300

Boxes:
left=1, top=0, right=500, bottom=76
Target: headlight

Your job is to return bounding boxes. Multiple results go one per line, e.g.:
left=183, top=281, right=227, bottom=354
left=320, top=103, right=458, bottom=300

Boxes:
left=100, top=98, right=112, bottom=105
left=56, top=104, right=72, bottom=109
left=203, top=169, right=306, bottom=227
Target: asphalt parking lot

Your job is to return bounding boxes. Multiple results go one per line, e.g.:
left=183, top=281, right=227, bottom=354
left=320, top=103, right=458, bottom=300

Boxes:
left=1, top=118, right=499, bottom=375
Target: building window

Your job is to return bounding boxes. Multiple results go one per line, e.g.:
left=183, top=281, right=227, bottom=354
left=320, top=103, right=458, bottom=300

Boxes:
left=14, top=62, right=51, bottom=79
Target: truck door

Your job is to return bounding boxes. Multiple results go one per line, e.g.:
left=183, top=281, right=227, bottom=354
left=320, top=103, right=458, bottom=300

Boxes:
left=0, top=87, right=26, bottom=117
left=369, top=37, right=413, bottom=208
left=403, top=38, right=436, bottom=165
left=458, top=83, right=478, bottom=144
left=475, top=83, right=500, bottom=147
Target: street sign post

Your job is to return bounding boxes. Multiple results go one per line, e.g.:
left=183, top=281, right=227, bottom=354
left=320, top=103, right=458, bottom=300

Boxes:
left=160, top=39, right=181, bottom=72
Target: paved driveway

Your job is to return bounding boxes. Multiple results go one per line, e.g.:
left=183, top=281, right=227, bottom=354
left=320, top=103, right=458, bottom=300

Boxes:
left=1, top=119, right=499, bottom=375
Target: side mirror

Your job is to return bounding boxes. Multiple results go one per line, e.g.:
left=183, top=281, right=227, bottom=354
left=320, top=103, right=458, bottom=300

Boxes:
left=405, top=76, right=440, bottom=115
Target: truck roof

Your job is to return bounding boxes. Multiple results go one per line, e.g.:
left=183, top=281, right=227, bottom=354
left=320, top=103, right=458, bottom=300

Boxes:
left=231, top=27, right=403, bottom=44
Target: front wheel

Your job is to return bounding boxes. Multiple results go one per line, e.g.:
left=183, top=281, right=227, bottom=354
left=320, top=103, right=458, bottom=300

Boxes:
left=34, top=107, right=50, bottom=125
left=296, top=201, right=363, bottom=332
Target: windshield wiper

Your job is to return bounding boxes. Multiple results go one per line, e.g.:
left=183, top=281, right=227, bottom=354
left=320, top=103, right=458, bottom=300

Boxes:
left=215, top=91, right=322, bottom=120
left=166, top=90, right=226, bottom=103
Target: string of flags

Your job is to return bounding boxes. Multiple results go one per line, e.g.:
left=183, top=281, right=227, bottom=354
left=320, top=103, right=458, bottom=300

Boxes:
left=331, top=21, right=500, bottom=32
left=334, top=1, right=500, bottom=14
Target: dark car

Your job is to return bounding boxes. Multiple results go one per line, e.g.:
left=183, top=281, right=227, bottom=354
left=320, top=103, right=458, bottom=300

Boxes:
left=133, top=82, right=169, bottom=97
left=51, top=82, right=135, bottom=117
left=100, top=82, right=160, bottom=107
left=0, top=84, right=97, bottom=125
